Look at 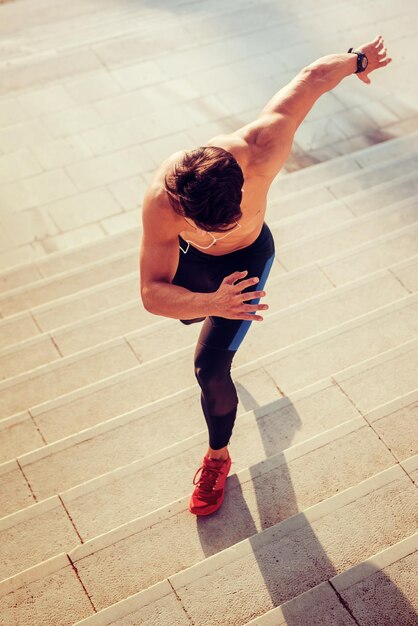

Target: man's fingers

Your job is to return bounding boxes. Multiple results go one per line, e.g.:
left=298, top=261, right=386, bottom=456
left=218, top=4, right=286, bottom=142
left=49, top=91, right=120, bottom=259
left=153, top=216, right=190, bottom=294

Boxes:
left=379, top=56, right=392, bottom=66
left=234, top=276, right=260, bottom=291
left=243, top=303, right=269, bottom=312
left=241, top=290, right=266, bottom=302
left=236, top=313, right=264, bottom=321
left=224, top=270, right=248, bottom=285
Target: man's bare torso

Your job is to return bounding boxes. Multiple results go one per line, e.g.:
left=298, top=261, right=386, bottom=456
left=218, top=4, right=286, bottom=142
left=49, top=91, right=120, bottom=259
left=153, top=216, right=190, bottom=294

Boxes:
left=150, top=135, right=273, bottom=256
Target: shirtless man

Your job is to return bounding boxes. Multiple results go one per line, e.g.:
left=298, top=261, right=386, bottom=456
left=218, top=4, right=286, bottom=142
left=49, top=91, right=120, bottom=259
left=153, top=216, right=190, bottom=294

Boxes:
left=139, top=36, right=391, bottom=516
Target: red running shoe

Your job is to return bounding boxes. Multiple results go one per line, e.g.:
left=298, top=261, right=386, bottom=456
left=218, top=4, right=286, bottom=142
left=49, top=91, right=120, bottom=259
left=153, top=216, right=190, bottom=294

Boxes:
left=188, top=450, right=232, bottom=516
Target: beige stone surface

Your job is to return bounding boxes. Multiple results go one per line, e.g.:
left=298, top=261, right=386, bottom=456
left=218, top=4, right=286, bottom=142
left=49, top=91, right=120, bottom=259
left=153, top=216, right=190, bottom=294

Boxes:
left=32, top=275, right=140, bottom=330
left=0, top=501, right=80, bottom=580
left=0, top=462, right=34, bottom=518
left=0, top=168, right=77, bottom=213
left=0, top=264, right=42, bottom=294
left=0, top=413, right=44, bottom=464
left=173, top=477, right=418, bottom=626
left=100, top=210, right=141, bottom=235
left=336, top=344, right=418, bottom=416
left=0, top=335, right=60, bottom=379
left=0, top=119, right=51, bottom=155
left=31, top=135, right=94, bottom=169
left=44, top=187, right=122, bottom=232
left=0, top=148, right=42, bottom=184
left=52, top=303, right=154, bottom=356
left=16, top=84, right=75, bottom=117
left=38, top=229, right=138, bottom=278
left=262, top=299, right=418, bottom=394
left=64, top=70, right=122, bottom=105
left=40, top=104, right=102, bottom=139
left=33, top=222, right=106, bottom=255
left=246, top=582, right=356, bottom=625
left=319, top=223, right=418, bottom=286
left=279, top=194, right=418, bottom=271
left=0, top=252, right=137, bottom=317
left=372, top=401, right=418, bottom=461
left=342, top=171, right=418, bottom=217
left=391, top=256, right=418, bottom=293
left=0, top=206, right=59, bottom=249
left=0, top=312, right=41, bottom=349
left=73, top=423, right=394, bottom=610
left=1, top=561, right=94, bottom=626
left=63, top=381, right=359, bottom=540
left=234, top=270, right=408, bottom=367
left=341, top=551, right=418, bottom=626
left=0, top=341, right=139, bottom=418
left=65, top=144, right=154, bottom=191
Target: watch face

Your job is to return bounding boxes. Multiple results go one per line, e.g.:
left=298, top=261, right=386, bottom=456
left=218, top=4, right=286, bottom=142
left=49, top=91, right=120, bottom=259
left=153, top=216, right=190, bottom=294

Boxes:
left=361, top=55, right=368, bottom=69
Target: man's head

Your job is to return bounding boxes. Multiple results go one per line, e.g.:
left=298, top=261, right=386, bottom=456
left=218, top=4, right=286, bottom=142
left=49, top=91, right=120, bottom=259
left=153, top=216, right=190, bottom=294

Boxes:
left=164, top=145, right=244, bottom=232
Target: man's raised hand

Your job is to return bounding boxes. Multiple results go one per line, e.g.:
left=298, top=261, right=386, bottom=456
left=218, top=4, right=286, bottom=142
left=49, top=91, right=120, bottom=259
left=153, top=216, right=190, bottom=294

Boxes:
left=212, top=270, right=269, bottom=321
left=355, top=34, right=392, bottom=85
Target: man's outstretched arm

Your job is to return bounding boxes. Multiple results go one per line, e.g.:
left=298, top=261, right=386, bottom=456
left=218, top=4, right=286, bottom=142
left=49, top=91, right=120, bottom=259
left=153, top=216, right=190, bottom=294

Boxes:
left=236, top=35, right=392, bottom=179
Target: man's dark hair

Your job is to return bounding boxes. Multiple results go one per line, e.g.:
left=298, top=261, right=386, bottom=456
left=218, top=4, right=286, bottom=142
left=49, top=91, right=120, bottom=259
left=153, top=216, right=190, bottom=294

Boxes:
left=164, top=146, right=244, bottom=232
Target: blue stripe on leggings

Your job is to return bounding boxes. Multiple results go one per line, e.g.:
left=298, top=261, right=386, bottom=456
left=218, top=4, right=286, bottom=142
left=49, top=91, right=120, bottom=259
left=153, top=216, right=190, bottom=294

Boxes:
left=228, top=252, right=275, bottom=351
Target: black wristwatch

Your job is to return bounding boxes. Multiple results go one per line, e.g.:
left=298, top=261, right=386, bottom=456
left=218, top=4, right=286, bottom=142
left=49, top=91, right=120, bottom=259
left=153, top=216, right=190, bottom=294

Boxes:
left=347, top=48, right=368, bottom=73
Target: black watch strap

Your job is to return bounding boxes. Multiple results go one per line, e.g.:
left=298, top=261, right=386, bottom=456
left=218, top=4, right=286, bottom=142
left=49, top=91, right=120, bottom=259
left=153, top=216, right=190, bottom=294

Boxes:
left=347, top=47, right=368, bottom=74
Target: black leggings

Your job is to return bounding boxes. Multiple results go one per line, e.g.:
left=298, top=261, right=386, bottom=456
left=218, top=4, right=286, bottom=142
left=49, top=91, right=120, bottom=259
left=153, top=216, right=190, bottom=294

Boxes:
left=172, top=222, right=275, bottom=449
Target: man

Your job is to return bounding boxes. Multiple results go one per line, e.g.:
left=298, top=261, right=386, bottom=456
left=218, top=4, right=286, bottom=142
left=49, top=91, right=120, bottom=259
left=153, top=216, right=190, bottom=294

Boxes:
left=139, top=35, right=391, bottom=516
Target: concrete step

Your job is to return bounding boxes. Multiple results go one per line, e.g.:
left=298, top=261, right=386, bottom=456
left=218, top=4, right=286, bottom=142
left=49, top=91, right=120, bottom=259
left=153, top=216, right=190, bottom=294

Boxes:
left=0, top=413, right=392, bottom=582
left=244, top=532, right=418, bottom=625
left=2, top=380, right=416, bottom=589
left=0, top=258, right=414, bottom=425
left=0, top=131, right=416, bottom=295
left=0, top=182, right=417, bottom=324
left=1, top=459, right=416, bottom=625
left=0, top=252, right=411, bottom=382
left=1, top=315, right=417, bottom=525
left=0, top=144, right=418, bottom=304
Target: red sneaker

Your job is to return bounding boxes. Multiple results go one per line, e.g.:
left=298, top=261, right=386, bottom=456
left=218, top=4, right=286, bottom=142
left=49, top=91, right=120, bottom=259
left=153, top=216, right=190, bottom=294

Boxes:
left=188, top=450, right=232, bottom=516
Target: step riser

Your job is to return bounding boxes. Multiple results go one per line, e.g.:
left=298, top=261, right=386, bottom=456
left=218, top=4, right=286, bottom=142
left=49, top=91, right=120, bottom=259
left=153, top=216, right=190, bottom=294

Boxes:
left=0, top=269, right=412, bottom=434
left=0, top=159, right=414, bottom=297
left=0, top=416, right=396, bottom=582
left=0, top=261, right=406, bottom=382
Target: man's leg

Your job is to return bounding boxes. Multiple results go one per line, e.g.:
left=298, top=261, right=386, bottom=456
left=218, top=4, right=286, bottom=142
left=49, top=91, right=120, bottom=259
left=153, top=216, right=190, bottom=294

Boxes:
left=193, top=249, right=275, bottom=458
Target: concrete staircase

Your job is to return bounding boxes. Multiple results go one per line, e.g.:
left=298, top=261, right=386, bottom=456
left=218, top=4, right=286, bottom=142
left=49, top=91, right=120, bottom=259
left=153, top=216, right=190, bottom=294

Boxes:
left=1, top=132, right=417, bottom=625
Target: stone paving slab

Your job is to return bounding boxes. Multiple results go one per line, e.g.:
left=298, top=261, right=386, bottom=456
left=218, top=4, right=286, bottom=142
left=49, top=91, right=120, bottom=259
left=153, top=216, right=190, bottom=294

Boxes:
left=246, top=581, right=356, bottom=625
left=11, top=291, right=417, bottom=466
left=0, top=228, right=139, bottom=293
left=335, top=337, right=418, bottom=416
left=246, top=532, right=418, bottom=625
left=0, top=261, right=330, bottom=377
left=0, top=495, right=80, bottom=580
left=0, top=338, right=139, bottom=419
left=335, top=534, right=418, bottom=626
left=0, top=411, right=44, bottom=464
left=17, top=379, right=362, bottom=518
left=67, top=418, right=395, bottom=611
left=261, top=293, right=418, bottom=394
left=168, top=468, right=417, bottom=626
left=58, top=379, right=357, bottom=539
left=0, top=333, right=60, bottom=379
left=0, top=553, right=94, bottom=626
left=0, top=460, right=34, bottom=519
left=0, top=310, right=40, bottom=348
left=0, top=250, right=137, bottom=317
left=278, top=192, right=418, bottom=271
left=364, top=389, right=418, bottom=461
